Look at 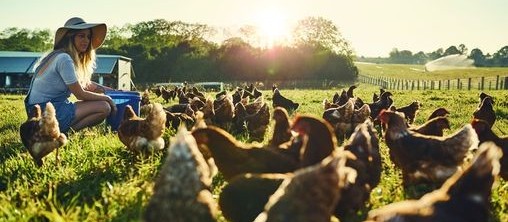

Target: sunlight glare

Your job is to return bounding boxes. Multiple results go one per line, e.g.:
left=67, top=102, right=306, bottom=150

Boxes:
left=254, top=8, right=290, bottom=48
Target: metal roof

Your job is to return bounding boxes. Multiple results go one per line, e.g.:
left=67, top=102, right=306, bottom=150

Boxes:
left=0, top=51, right=131, bottom=75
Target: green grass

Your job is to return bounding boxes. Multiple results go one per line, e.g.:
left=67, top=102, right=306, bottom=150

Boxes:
left=356, top=62, right=508, bottom=80
left=1, top=85, right=507, bottom=221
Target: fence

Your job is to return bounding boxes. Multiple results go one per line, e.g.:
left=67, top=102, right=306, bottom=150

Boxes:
left=358, top=74, right=508, bottom=91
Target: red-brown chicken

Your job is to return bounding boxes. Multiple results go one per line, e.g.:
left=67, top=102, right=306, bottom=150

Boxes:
left=366, top=142, right=502, bottom=222
left=334, top=120, right=382, bottom=219
left=253, top=155, right=357, bottom=222
left=272, top=87, right=299, bottom=111
left=191, top=126, right=300, bottom=181
left=396, top=101, right=421, bottom=124
left=144, top=128, right=216, bottom=222
left=473, top=96, right=496, bottom=128
left=379, top=110, right=479, bottom=186
left=291, top=115, right=338, bottom=167
left=427, top=107, right=449, bottom=120
left=245, top=103, right=270, bottom=141
left=409, top=116, right=451, bottom=137
left=471, top=119, right=508, bottom=180
left=269, top=107, right=292, bottom=147
left=117, top=103, right=166, bottom=154
left=19, top=102, right=67, bottom=167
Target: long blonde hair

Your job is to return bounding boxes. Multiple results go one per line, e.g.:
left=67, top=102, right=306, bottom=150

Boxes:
left=56, top=29, right=97, bottom=87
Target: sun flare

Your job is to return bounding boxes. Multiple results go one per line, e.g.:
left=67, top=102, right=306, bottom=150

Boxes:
left=253, top=9, right=290, bottom=48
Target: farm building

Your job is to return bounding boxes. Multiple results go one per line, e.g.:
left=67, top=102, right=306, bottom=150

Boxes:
left=0, top=51, right=135, bottom=92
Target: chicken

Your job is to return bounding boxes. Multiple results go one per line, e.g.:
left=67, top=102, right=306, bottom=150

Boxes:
left=245, top=96, right=264, bottom=115
left=351, top=104, right=372, bottom=132
left=334, top=120, right=382, bottom=219
left=427, top=107, right=449, bottom=120
left=479, top=91, right=492, bottom=105
left=141, top=89, right=150, bottom=106
left=219, top=173, right=288, bottom=222
left=144, top=128, right=216, bottom=222
left=366, top=142, right=502, bottom=222
left=336, top=90, right=349, bottom=106
left=117, top=103, right=166, bottom=154
left=409, top=116, right=450, bottom=137
left=291, top=115, right=338, bottom=167
left=322, top=99, right=354, bottom=143
left=191, top=126, right=299, bottom=181
left=19, top=102, right=67, bottom=167
left=272, top=88, right=299, bottom=111
left=269, top=107, right=292, bottom=147
left=245, top=103, right=270, bottom=142
left=372, top=92, right=379, bottom=103
left=165, top=111, right=195, bottom=131
left=369, top=91, right=394, bottom=121
left=395, top=101, right=421, bottom=124
left=346, top=85, right=356, bottom=98
left=212, top=93, right=235, bottom=127
left=471, top=119, right=508, bottom=180
left=253, top=155, right=357, bottom=222
left=191, top=86, right=206, bottom=98
left=153, top=86, right=163, bottom=97
left=379, top=110, right=479, bottom=186
left=161, top=87, right=174, bottom=103
left=473, top=96, right=496, bottom=128
left=231, top=102, right=248, bottom=134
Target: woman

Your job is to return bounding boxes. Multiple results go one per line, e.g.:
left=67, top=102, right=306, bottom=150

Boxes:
left=24, top=17, right=117, bottom=133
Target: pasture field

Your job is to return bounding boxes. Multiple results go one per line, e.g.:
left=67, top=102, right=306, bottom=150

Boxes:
left=0, top=84, right=507, bottom=221
left=356, top=62, right=508, bottom=80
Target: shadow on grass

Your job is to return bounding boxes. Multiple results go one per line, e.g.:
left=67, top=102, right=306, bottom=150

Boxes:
left=109, top=192, right=145, bottom=222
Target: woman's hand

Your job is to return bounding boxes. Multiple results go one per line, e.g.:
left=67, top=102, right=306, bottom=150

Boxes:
left=106, top=96, right=117, bottom=116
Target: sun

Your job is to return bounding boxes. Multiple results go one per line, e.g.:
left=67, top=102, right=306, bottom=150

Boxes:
left=253, top=9, right=290, bottom=48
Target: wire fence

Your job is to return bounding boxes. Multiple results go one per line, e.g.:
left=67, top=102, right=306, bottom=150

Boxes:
left=358, top=74, right=508, bottom=91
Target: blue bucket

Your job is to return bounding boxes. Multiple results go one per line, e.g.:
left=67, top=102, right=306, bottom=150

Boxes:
left=105, top=91, right=141, bottom=131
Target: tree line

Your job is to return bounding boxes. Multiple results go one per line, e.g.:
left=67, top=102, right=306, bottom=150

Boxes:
left=0, top=17, right=358, bottom=84
left=358, top=44, right=508, bottom=67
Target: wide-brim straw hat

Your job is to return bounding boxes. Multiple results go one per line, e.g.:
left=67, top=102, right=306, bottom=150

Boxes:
left=54, top=17, right=107, bottom=49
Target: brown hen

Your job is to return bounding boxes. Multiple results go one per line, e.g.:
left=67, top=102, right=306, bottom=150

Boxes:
left=471, top=119, right=508, bottom=180
left=117, top=103, right=166, bottom=154
left=427, top=107, right=449, bottom=120
left=19, top=102, right=67, bottom=167
left=366, top=142, right=502, bottom=222
left=269, top=107, right=292, bottom=147
left=253, top=155, right=357, bottom=222
left=272, top=88, right=299, bottom=111
left=245, top=103, right=270, bottom=141
left=409, top=116, right=451, bottom=137
left=396, top=101, right=421, bottom=124
left=292, top=115, right=338, bottom=167
left=334, top=120, right=382, bottom=219
left=473, top=96, right=496, bottom=128
left=379, top=110, right=478, bottom=186
left=191, top=126, right=299, bottom=181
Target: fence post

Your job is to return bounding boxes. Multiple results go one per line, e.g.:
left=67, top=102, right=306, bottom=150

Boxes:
left=468, top=78, right=471, bottom=90
left=447, top=80, right=450, bottom=90
left=411, top=81, right=415, bottom=90
left=457, top=79, right=460, bottom=90
left=439, top=80, right=441, bottom=90
left=481, top=77, right=485, bottom=90
left=496, top=75, right=499, bottom=90
left=505, top=77, right=508, bottom=89
left=489, top=81, right=492, bottom=90
left=417, top=80, right=420, bottom=90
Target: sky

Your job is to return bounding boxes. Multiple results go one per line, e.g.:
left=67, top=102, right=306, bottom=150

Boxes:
left=1, top=0, right=507, bottom=57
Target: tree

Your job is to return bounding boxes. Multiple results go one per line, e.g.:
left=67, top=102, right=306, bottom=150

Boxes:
left=469, top=48, right=485, bottom=66
left=492, top=46, right=508, bottom=66
left=292, top=17, right=354, bottom=58
left=443, top=46, right=460, bottom=56
left=458, top=44, right=468, bottom=55
left=0, top=28, right=52, bottom=52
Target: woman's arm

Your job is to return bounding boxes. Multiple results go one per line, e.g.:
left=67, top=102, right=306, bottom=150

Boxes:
left=84, top=82, right=115, bottom=93
left=68, top=82, right=117, bottom=114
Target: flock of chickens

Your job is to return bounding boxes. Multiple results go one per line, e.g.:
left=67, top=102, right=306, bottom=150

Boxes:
left=18, top=83, right=507, bottom=222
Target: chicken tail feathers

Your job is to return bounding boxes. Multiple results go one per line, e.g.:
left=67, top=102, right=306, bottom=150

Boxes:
left=444, top=124, right=479, bottom=159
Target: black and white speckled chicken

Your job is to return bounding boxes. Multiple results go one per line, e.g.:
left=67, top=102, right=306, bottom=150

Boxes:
left=144, top=128, right=216, bottom=222
left=19, top=102, right=67, bottom=167
left=366, top=142, right=502, bottom=222
left=117, top=103, right=166, bottom=154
